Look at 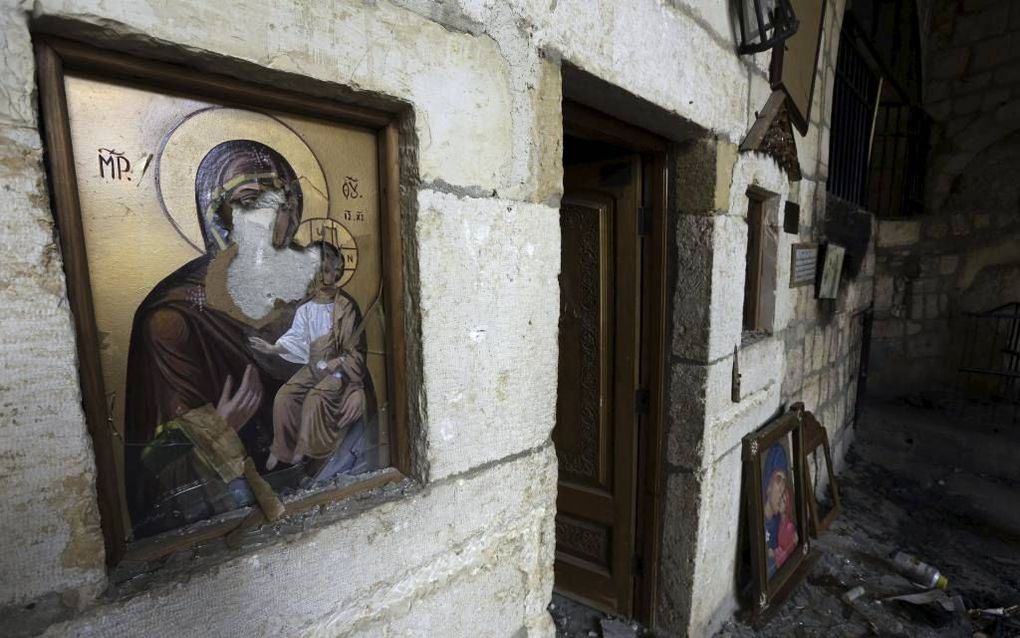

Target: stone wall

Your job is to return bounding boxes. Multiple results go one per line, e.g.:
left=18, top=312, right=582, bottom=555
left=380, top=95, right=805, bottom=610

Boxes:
left=0, top=0, right=870, bottom=636
left=657, top=2, right=875, bottom=633
left=869, top=0, right=1020, bottom=396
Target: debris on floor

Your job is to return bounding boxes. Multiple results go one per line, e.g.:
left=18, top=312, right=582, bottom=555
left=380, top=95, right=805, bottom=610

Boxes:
left=548, top=594, right=650, bottom=638
left=551, top=401, right=1020, bottom=637
left=717, top=402, right=1020, bottom=637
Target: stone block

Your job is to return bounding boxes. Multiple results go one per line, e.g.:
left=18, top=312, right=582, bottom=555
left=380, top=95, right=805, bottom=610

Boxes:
left=911, top=294, right=926, bottom=320
left=0, top=11, right=36, bottom=127
left=665, top=361, right=710, bottom=469
left=0, top=126, right=107, bottom=606
left=981, top=89, right=1011, bottom=112
left=702, top=379, right=781, bottom=468
left=685, top=446, right=744, bottom=636
left=952, top=3, right=1009, bottom=44
left=417, top=190, right=559, bottom=480
left=802, top=376, right=820, bottom=412
left=951, top=213, right=970, bottom=235
left=783, top=343, right=804, bottom=395
left=35, top=0, right=517, bottom=198
left=658, top=468, right=705, bottom=635
left=973, top=33, right=1020, bottom=70
left=926, top=80, right=951, bottom=103
left=953, top=93, right=982, bottom=115
left=668, top=0, right=736, bottom=46
left=672, top=215, right=715, bottom=361
left=39, top=446, right=558, bottom=637
left=939, top=254, right=959, bottom=275
left=908, top=332, right=946, bottom=359
left=675, top=137, right=738, bottom=214
left=528, top=56, right=564, bottom=206
left=927, top=100, right=952, bottom=121
left=733, top=335, right=783, bottom=402
left=929, top=47, right=971, bottom=80
left=993, top=97, right=1020, bottom=127
left=926, top=220, right=949, bottom=240
left=877, top=220, right=921, bottom=247
left=993, top=63, right=1020, bottom=85
left=707, top=215, right=751, bottom=359
left=812, top=330, right=828, bottom=372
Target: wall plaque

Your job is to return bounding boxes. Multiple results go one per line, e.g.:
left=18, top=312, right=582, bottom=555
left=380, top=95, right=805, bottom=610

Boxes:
left=790, top=243, right=818, bottom=287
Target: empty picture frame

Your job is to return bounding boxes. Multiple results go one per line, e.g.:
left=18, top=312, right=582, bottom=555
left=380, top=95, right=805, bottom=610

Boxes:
left=770, top=0, right=827, bottom=135
left=792, top=403, right=841, bottom=537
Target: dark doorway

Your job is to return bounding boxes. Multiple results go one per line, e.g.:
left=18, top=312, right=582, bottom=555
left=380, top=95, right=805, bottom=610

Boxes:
left=553, top=102, right=668, bottom=624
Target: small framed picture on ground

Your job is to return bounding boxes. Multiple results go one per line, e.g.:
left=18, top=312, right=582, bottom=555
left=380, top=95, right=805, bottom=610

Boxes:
left=742, top=409, right=814, bottom=622
left=797, top=407, right=842, bottom=536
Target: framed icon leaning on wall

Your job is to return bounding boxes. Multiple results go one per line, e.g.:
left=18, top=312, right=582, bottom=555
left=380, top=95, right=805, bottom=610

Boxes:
left=741, top=409, right=815, bottom=623
left=36, top=37, right=412, bottom=564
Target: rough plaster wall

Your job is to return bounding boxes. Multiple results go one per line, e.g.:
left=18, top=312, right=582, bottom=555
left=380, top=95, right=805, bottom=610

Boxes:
left=417, top=190, right=559, bottom=480
left=924, top=0, right=1020, bottom=208
left=658, top=0, right=874, bottom=634
left=0, top=0, right=876, bottom=636
left=37, top=447, right=557, bottom=638
left=869, top=0, right=1020, bottom=396
left=870, top=130, right=1020, bottom=395
left=1, top=0, right=561, bottom=635
left=0, top=6, right=107, bottom=608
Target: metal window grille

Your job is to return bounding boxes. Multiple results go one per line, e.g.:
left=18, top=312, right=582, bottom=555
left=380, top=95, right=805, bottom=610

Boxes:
left=954, top=302, right=1020, bottom=427
left=867, top=102, right=930, bottom=217
left=828, top=29, right=881, bottom=207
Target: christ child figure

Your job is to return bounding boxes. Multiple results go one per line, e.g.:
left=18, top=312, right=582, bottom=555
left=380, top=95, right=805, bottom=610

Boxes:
left=249, top=243, right=368, bottom=471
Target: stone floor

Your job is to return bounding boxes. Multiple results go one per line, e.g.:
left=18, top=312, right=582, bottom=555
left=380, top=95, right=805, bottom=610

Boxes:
left=550, top=398, right=1020, bottom=637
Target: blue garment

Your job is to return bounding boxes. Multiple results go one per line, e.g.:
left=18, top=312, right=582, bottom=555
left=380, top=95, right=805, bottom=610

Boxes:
left=762, top=442, right=790, bottom=578
left=765, top=513, right=781, bottom=577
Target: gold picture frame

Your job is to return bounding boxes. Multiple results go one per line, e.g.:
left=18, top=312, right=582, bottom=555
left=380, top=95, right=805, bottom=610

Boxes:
left=36, top=36, right=413, bottom=565
left=742, top=409, right=814, bottom=623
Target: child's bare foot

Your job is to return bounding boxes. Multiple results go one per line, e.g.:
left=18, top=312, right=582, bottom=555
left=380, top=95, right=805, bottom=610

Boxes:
left=266, top=453, right=279, bottom=471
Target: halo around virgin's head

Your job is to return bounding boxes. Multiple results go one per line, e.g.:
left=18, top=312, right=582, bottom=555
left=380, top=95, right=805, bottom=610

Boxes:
left=156, top=107, right=329, bottom=254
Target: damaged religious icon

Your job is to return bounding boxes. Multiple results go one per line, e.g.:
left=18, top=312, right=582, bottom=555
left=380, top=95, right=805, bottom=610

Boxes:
left=741, top=409, right=815, bottom=625
left=37, top=38, right=409, bottom=559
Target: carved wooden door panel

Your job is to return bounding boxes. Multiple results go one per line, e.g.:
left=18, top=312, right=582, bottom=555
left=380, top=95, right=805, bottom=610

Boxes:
left=554, top=157, right=642, bottom=615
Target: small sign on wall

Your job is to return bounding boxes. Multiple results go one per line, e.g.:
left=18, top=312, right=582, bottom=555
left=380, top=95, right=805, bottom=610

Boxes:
left=790, top=243, right=817, bottom=287
left=817, top=243, right=846, bottom=299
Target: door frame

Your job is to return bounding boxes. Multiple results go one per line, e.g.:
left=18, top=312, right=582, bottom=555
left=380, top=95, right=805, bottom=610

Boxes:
left=562, top=101, right=669, bottom=627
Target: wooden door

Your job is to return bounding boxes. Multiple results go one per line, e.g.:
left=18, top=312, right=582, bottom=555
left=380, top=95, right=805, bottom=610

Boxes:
left=554, top=157, right=643, bottom=614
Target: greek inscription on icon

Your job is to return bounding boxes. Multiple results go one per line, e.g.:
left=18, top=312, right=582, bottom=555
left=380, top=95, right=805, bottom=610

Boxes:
left=342, top=176, right=361, bottom=199
left=343, top=209, right=366, bottom=223
left=98, top=148, right=132, bottom=180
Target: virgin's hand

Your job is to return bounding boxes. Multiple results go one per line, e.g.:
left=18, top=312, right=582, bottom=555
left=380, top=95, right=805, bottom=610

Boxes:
left=215, top=364, right=263, bottom=431
left=248, top=336, right=276, bottom=355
